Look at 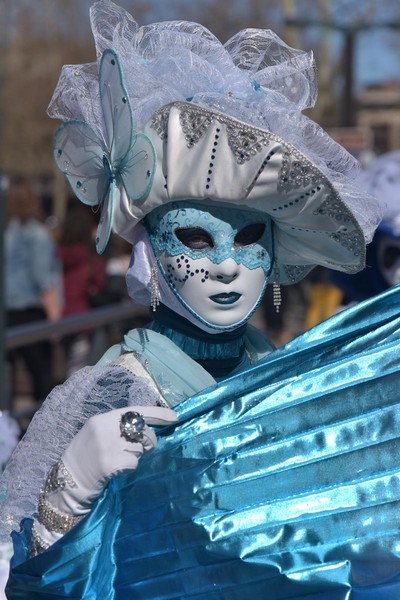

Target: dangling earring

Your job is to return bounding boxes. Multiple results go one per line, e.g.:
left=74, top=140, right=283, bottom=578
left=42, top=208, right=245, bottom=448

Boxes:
left=150, top=264, right=160, bottom=312
left=273, top=260, right=281, bottom=313
left=273, top=282, right=281, bottom=313
left=271, top=230, right=281, bottom=313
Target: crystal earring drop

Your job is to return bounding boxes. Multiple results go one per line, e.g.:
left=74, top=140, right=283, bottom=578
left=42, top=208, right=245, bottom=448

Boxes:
left=150, top=264, right=160, bottom=312
left=273, top=283, right=281, bottom=313
left=272, top=259, right=281, bottom=313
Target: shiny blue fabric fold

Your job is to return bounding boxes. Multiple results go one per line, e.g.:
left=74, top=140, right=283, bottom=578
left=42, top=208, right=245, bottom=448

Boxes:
left=7, top=284, right=400, bottom=599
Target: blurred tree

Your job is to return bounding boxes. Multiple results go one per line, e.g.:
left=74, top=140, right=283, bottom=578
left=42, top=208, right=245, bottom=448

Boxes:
left=0, top=0, right=283, bottom=195
left=287, top=0, right=400, bottom=126
left=176, top=0, right=283, bottom=41
left=1, top=2, right=94, bottom=180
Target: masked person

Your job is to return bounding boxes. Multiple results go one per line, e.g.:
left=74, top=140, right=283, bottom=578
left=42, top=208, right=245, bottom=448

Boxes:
left=3, top=2, right=400, bottom=598
left=330, top=150, right=400, bottom=306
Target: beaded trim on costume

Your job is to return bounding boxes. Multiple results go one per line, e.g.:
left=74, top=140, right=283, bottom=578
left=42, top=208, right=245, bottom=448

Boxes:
left=30, top=523, right=50, bottom=558
left=36, top=459, right=82, bottom=536
left=278, top=150, right=320, bottom=192
left=314, top=195, right=354, bottom=222
left=283, top=264, right=311, bottom=284
left=37, top=495, right=82, bottom=535
left=42, top=460, right=77, bottom=494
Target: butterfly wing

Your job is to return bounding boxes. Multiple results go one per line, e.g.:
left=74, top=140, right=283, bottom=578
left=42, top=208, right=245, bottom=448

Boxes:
left=95, top=179, right=116, bottom=255
left=120, top=132, right=156, bottom=200
left=55, top=50, right=156, bottom=254
left=99, top=49, right=133, bottom=165
left=54, top=120, right=109, bottom=206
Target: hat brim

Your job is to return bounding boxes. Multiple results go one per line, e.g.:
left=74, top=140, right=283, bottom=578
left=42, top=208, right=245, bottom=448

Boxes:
left=116, top=102, right=366, bottom=284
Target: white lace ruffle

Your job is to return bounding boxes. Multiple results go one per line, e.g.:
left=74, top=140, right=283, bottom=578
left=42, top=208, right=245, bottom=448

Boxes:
left=0, top=414, right=19, bottom=470
left=0, top=361, right=161, bottom=543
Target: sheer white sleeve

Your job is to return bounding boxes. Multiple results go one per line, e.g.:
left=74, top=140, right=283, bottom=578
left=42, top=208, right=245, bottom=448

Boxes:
left=0, top=353, right=166, bottom=546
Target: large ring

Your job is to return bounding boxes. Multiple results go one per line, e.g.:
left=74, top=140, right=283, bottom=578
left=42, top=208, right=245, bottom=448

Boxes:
left=120, top=411, right=146, bottom=443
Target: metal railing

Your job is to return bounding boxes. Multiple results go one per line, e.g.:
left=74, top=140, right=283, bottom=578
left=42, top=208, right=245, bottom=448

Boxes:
left=5, top=303, right=147, bottom=349
left=3, top=302, right=149, bottom=411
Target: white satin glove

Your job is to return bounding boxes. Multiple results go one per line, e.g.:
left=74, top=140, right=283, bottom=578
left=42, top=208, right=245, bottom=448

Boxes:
left=51, top=405, right=178, bottom=516
left=32, top=405, right=177, bottom=555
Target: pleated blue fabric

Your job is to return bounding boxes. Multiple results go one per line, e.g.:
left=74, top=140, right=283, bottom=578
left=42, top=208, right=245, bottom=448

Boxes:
left=7, top=284, right=400, bottom=599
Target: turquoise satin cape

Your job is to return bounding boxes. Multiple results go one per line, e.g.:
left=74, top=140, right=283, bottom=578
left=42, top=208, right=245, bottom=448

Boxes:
left=7, top=284, right=400, bottom=599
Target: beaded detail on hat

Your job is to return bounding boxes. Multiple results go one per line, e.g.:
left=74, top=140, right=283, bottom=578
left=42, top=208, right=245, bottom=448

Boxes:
left=150, top=264, right=160, bottom=312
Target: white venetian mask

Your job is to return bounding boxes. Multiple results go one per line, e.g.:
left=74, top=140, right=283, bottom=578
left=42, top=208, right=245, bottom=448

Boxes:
left=144, top=201, right=274, bottom=331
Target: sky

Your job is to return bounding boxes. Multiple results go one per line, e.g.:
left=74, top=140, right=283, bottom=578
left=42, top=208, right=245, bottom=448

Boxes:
left=356, top=28, right=400, bottom=90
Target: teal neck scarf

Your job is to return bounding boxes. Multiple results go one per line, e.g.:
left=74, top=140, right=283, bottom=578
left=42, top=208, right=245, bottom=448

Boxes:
left=148, top=303, right=250, bottom=379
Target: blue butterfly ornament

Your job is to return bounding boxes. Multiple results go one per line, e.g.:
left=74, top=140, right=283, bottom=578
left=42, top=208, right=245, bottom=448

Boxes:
left=54, top=49, right=156, bottom=254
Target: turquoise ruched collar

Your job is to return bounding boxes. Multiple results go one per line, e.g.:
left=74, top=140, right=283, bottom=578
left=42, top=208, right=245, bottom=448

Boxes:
left=147, top=303, right=250, bottom=378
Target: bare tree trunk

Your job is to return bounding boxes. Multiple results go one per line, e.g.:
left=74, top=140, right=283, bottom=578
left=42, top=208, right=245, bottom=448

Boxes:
left=282, top=0, right=300, bottom=48
left=311, top=0, right=334, bottom=125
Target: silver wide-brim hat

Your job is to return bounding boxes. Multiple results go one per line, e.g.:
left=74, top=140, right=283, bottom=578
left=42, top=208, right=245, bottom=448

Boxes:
left=49, top=0, right=381, bottom=285
left=128, top=100, right=371, bottom=285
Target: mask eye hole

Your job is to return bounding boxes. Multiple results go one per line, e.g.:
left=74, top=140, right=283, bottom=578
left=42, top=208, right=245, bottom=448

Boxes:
left=234, top=223, right=266, bottom=247
left=175, top=227, right=214, bottom=250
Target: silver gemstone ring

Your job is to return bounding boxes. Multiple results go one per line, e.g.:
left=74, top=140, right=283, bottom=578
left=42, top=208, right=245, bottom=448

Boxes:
left=119, top=411, right=146, bottom=443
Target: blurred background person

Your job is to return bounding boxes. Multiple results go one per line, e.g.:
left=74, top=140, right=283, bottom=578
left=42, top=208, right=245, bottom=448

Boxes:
left=98, top=236, right=150, bottom=345
left=302, top=266, right=344, bottom=331
left=329, top=150, right=400, bottom=307
left=57, top=204, right=106, bottom=375
left=5, top=176, right=63, bottom=411
left=250, top=283, right=309, bottom=347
